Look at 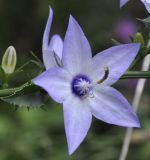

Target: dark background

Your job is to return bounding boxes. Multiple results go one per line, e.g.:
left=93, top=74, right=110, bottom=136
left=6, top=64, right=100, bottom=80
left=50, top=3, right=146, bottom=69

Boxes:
left=0, top=0, right=150, bottom=159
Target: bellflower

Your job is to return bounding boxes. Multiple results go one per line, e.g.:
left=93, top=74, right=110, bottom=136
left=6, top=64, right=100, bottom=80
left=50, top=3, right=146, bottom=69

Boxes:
left=43, top=7, right=63, bottom=70
left=120, top=0, right=150, bottom=13
left=33, top=16, right=140, bottom=155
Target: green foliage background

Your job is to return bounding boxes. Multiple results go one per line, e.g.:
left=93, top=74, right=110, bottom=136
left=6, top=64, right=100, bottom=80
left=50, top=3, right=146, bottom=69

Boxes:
left=0, top=0, right=150, bottom=159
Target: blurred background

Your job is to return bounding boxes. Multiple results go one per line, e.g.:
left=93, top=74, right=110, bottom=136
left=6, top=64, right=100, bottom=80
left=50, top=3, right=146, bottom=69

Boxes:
left=0, top=0, right=150, bottom=159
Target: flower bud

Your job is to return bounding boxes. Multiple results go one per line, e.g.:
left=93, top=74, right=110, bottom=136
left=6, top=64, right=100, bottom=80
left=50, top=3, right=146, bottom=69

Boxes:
left=1, top=46, right=17, bottom=74
left=133, top=32, right=145, bottom=47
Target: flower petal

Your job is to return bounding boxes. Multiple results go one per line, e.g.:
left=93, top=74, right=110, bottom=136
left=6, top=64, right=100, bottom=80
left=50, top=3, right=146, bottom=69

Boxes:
left=91, top=43, right=140, bottom=85
left=43, top=34, right=63, bottom=70
left=49, top=34, right=63, bottom=59
left=42, top=7, right=53, bottom=51
left=42, top=7, right=56, bottom=70
left=42, top=7, right=63, bottom=70
left=141, top=0, right=150, bottom=13
left=120, top=0, right=130, bottom=7
left=90, top=85, right=140, bottom=127
left=62, top=16, right=92, bottom=75
left=63, top=96, right=92, bottom=155
left=33, top=67, right=71, bottom=103
left=42, top=50, right=60, bottom=70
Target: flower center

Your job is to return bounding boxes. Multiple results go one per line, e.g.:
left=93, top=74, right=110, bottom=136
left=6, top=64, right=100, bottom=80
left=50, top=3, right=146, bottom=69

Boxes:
left=71, top=67, right=109, bottom=99
left=71, top=74, right=92, bottom=98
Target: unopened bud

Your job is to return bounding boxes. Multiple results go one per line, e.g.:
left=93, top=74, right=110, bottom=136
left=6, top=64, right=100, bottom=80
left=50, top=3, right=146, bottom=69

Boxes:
left=1, top=46, right=17, bottom=74
left=133, top=32, right=145, bottom=47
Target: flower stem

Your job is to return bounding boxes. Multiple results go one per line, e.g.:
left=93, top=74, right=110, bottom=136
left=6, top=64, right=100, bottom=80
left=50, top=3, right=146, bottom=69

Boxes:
left=119, top=54, right=150, bottom=160
left=0, top=82, right=36, bottom=98
left=121, top=71, right=150, bottom=79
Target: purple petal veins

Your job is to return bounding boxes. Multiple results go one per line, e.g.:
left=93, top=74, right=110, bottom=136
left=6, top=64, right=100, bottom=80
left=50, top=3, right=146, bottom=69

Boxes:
left=33, top=14, right=141, bottom=155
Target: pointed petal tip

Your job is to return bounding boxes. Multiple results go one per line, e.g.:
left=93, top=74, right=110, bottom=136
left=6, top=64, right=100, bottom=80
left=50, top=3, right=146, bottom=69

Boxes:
left=48, top=6, right=53, bottom=15
left=134, top=123, right=141, bottom=128
left=120, top=3, right=123, bottom=8
left=127, top=43, right=141, bottom=52
left=42, top=6, right=54, bottom=51
left=64, top=98, right=92, bottom=156
left=69, top=15, right=74, bottom=20
left=120, top=0, right=129, bottom=8
left=120, top=43, right=141, bottom=52
left=132, top=43, right=141, bottom=53
left=132, top=117, right=141, bottom=128
left=69, top=15, right=77, bottom=25
left=113, top=115, right=141, bottom=128
left=120, top=2, right=125, bottom=8
left=127, top=122, right=141, bottom=128
left=125, top=42, right=141, bottom=47
left=48, top=6, right=53, bottom=23
left=132, top=42, right=141, bottom=48
left=68, top=147, right=74, bottom=155
left=69, top=15, right=74, bottom=25
left=68, top=141, right=79, bottom=155
left=124, top=113, right=141, bottom=128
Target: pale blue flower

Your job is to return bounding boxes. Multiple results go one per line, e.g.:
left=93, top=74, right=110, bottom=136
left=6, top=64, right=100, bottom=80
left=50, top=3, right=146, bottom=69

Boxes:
left=33, top=16, right=140, bottom=155
left=120, top=0, right=150, bottom=13
left=43, top=7, right=63, bottom=70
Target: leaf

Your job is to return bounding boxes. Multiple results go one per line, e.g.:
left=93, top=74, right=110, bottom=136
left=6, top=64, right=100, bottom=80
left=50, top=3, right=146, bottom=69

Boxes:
left=0, top=81, right=44, bottom=108
left=2, top=92, right=44, bottom=108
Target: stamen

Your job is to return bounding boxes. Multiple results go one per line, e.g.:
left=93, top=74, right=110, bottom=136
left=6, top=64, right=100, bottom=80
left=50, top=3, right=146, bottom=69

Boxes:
left=53, top=51, right=62, bottom=67
left=97, top=66, right=109, bottom=84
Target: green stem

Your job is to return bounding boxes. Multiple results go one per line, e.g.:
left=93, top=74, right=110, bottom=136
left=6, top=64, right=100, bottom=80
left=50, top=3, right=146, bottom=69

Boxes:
left=121, top=71, right=150, bottom=79
left=0, top=82, right=35, bottom=97
left=0, top=87, right=19, bottom=97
